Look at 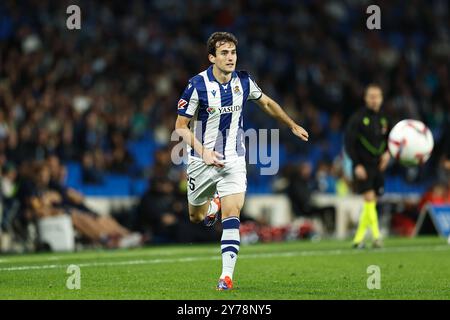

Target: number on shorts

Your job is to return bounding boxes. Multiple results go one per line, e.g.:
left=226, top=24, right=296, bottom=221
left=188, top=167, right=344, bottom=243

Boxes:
left=188, top=177, right=196, bottom=191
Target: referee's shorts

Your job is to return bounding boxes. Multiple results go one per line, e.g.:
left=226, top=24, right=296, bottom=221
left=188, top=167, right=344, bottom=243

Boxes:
left=352, top=164, right=385, bottom=196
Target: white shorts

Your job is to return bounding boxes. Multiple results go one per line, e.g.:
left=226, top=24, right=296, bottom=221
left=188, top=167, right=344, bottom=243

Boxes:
left=186, top=157, right=247, bottom=206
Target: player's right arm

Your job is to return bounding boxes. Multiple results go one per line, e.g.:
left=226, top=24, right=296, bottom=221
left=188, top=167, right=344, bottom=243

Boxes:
left=175, top=115, right=224, bottom=168
left=175, top=79, right=223, bottom=168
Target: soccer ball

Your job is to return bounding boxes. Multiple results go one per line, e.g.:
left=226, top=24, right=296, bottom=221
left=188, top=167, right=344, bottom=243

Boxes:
left=388, top=119, right=434, bottom=166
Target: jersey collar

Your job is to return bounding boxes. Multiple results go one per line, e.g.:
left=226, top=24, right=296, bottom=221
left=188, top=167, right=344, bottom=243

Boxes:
left=207, top=65, right=237, bottom=84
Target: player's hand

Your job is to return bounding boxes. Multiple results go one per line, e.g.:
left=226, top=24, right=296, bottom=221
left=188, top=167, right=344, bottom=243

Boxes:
left=354, top=164, right=368, bottom=180
left=291, top=124, right=309, bottom=141
left=379, top=151, right=391, bottom=172
left=202, top=148, right=224, bottom=168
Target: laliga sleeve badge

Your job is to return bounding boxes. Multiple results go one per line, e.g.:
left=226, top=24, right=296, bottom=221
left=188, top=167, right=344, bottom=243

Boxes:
left=178, top=99, right=187, bottom=110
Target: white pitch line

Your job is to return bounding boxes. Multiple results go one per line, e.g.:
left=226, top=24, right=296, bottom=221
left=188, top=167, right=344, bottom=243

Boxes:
left=0, top=245, right=448, bottom=272
left=0, top=248, right=220, bottom=264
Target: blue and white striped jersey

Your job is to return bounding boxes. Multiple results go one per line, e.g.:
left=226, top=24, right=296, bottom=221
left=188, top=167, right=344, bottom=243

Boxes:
left=177, top=65, right=262, bottom=162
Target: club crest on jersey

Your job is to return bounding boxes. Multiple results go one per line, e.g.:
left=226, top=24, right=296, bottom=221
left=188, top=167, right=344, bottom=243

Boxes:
left=177, top=99, right=187, bottom=110
left=206, top=107, right=216, bottom=114
left=234, top=86, right=241, bottom=95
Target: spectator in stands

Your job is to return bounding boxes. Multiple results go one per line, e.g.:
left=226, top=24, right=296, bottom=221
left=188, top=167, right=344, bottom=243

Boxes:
left=27, top=162, right=143, bottom=248
left=417, top=183, right=450, bottom=212
left=108, top=132, right=135, bottom=174
left=0, top=162, right=19, bottom=232
left=331, top=156, right=351, bottom=196
left=12, top=126, right=35, bottom=164
left=436, top=114, right=450, bottom=182
left=391, top=199, right=418, bottom=237
left=280, top=162, right=336, bottom=233
left=315, top=160, right=336, bottom=193
left=57, top=123, right=79, bottom=162
left=81, top=151, right=104, bottom=185
left=136, top=174, right=220, bottom=244
left=47, top=154, right=97, bottom=216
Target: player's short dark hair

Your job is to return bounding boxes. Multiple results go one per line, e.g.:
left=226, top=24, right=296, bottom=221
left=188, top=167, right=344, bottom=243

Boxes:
left=365, top=83, right=383, bottom=95
left=207, top=32, right=238, bottom=56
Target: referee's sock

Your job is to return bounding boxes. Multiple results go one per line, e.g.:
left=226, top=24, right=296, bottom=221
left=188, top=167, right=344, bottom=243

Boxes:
left=368, top=203, right=381, bottom=240
left=353, top=201, right=375, bottom=244
left=220, top=216, right=240, bottom=280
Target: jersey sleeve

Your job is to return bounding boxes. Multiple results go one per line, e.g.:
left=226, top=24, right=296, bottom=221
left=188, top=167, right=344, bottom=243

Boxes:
left=177, top=81, right=199, bottom=118
left=247, top=76, right=263, bottom=101
left=344, top=113, right=362, bottom=166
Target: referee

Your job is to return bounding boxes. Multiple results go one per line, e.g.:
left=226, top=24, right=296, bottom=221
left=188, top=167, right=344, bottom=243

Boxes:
left=344, top=84, right=391, bottom=249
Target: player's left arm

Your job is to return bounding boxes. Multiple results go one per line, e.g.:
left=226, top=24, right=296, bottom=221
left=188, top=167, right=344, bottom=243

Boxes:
left=254, top=93, right=309, bottom=141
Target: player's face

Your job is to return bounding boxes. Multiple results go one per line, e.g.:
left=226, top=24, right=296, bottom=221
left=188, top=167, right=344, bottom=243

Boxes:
left=365, top=87, right=383, bottom=112
left=209, top=42, right=237, bottom=74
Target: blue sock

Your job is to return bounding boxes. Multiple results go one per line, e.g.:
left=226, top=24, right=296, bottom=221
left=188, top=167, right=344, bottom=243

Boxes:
left=220, top=216, right=240, bottom=279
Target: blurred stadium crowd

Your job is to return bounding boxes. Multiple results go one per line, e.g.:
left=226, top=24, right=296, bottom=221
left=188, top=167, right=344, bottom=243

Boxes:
left=0, top=0, right=449, bottom=250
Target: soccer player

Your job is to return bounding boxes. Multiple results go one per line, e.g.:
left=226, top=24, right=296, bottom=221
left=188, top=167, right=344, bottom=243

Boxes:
left=175, top=32, right=309, bottom=290
left=344, top=84, right=391, bottom=249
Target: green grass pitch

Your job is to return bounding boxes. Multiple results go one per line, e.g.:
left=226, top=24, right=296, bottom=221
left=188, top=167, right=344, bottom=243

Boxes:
left=0, top=237, right=449, bottom=299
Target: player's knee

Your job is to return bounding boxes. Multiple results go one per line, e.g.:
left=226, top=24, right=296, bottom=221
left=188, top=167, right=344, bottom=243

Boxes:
left=221, top=206, right=241, bottom=219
